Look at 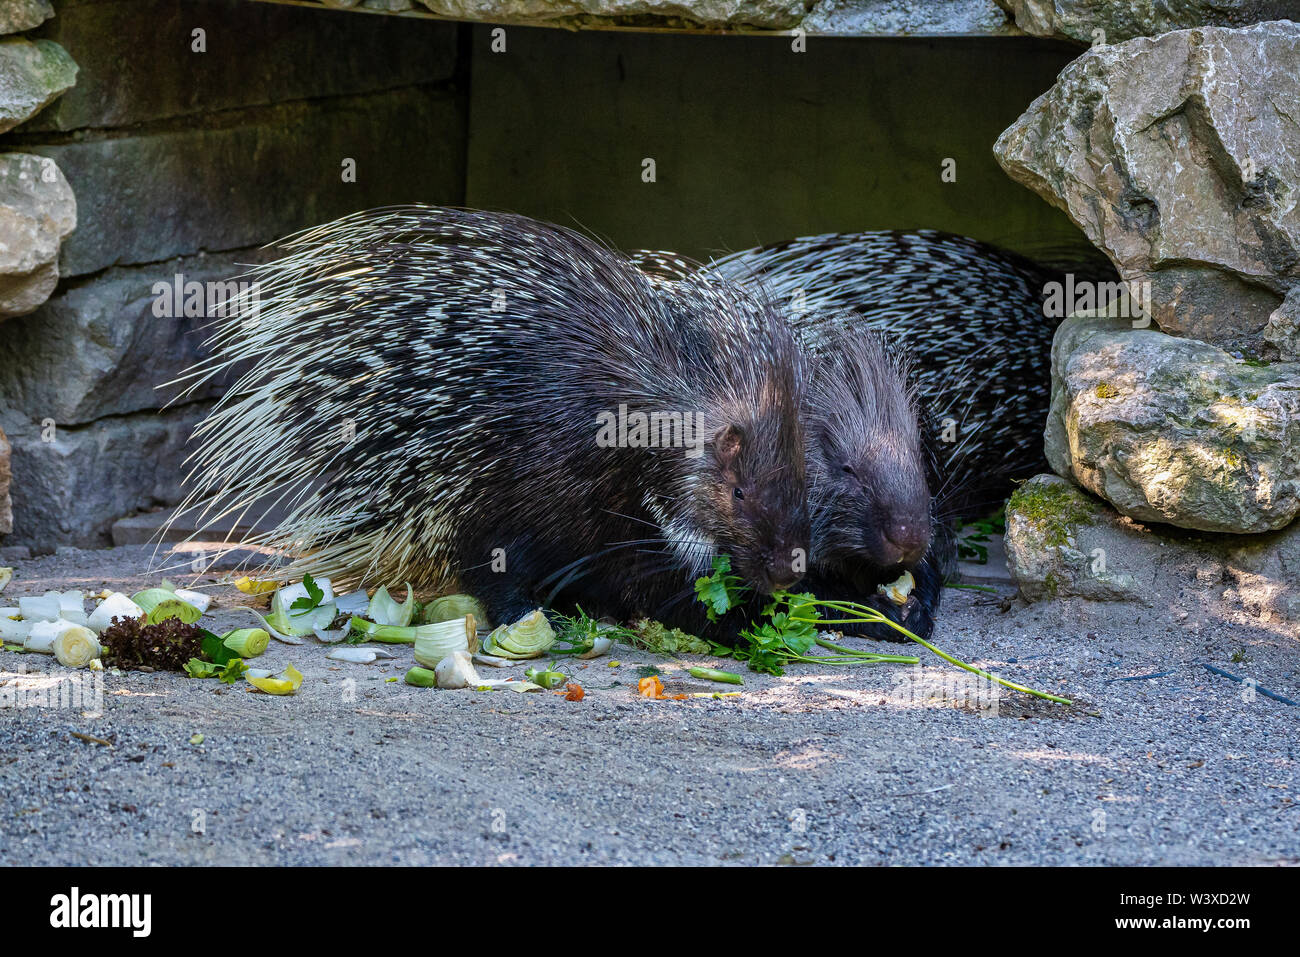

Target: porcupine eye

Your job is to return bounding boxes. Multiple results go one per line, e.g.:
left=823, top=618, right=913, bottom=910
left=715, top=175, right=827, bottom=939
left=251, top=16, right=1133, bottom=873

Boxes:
left=733, top=487, right=745, bottom=500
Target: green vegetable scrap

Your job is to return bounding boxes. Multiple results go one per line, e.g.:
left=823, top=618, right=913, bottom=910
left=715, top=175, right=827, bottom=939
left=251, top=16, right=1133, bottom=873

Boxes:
left=220, top=628, right=269, bottom=659
left=547, top=606, right=628, bottom=657
left=183, top=657, right=249, bottom=684
left=404, top=666, right=437, bottom=687
left=480, top=610, right=555, bottom=659
left=693, top=555, right=748, bottom=621
left=290, top=573, right=326, bottom=613
left=687, top=666, right=743, bottom=686
left=421, top=593, right=490, bottom=627
left=131, top=588, right=202, bottom=625
left=693, top=562, right=1071, bottom=704
left=626, top=619, right=711, bottom=656
left=524, top=667, right=568, bottom=689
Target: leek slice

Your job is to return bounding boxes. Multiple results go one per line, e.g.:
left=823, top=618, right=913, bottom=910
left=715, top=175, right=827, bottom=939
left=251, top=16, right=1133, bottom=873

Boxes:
left=480, top=610, right=555, bottom=659
left=412, top=615, right=477, bottom=666
left=367, top=584, right=415, bottom=627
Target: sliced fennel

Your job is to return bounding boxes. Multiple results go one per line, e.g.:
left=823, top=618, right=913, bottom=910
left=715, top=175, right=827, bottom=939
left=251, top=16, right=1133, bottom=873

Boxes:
left=412, top=615, right=477, bottom=666
left=481, top=610, right=555, bottom=660
left=421, top=593, right=490, bottom=627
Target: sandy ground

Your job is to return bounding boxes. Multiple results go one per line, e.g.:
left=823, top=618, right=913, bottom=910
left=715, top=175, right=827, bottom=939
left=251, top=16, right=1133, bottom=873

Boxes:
left=0, top=543, right=1297, bottom=867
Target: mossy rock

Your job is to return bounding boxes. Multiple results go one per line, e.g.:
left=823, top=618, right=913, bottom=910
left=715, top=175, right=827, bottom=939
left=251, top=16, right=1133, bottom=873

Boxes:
left=1006, top=477, right=1099, bottom=549
left=0, top=38, right=78, bottom=134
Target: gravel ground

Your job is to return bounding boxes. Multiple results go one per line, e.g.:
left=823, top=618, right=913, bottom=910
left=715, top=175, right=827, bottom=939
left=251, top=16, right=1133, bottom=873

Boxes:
left=1, top=544, right=1297, bottom=866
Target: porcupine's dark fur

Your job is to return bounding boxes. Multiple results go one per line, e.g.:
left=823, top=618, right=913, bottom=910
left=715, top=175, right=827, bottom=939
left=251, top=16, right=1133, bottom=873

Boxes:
left=705, top=230, right=1117, bottom=640
left=799, top=326, right=950, bottom=642
left=172, top=206, right=812, bottom=637
left=712, top=229, right=1111, bottom=519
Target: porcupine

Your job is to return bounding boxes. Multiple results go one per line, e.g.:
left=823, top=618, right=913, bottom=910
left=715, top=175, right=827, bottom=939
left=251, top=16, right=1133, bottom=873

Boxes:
left=632, top=248, right=939, bottom=641
left=639, top=230, right=1109, bottom=641
left=173, top=206, right=812, bottom=637
left=799, top=324, right=949, bottom=642
left=712, top=229, right=1093, bottom=519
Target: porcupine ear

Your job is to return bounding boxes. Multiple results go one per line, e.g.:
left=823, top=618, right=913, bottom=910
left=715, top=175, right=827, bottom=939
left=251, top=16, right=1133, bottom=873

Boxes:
left=713, top=424, right=745, bottom=480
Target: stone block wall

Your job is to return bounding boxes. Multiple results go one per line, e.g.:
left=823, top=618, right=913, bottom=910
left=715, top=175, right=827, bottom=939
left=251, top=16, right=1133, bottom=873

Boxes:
left=0, top=0, right=467, bottom=548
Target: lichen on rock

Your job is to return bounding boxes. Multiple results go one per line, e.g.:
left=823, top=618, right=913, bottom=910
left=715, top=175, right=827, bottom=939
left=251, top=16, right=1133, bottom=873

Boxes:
left=0, top=37, right=78, bottom=134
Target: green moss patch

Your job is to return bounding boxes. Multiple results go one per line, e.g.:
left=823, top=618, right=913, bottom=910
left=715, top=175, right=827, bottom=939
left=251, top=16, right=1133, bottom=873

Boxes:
left=1009, top=480, right=1097, bottom=548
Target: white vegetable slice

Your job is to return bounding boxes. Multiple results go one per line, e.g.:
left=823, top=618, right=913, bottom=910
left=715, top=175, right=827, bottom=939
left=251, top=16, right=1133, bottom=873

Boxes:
left=435, top=650, right=480, bottom=689
left=52, top=625, right=100, bottom=668
left=325, top=647, right=379, bottom=664
left=18, top=594, right=60, bottom=621
left=86, top=592, right=145, bottom=633
left=1, top=615, right=32, bottom=642
left=474, top=679, right=544, bottom=693
left=239, top=606, right=304, bottom=645
left=172, top=588, right=212, bottom=614
left=878, top=569, right=915, bottom=606
left=577, top=635, right=614, bottom=659
left=312, top=624, right=349, bottom=644
left=269, top=579, right=337, bottom=637
left=24, top=618, right=85, bottom=654
left=334, top=589, right=370, bottom=616
left=325, top=646, right=398, bottom=664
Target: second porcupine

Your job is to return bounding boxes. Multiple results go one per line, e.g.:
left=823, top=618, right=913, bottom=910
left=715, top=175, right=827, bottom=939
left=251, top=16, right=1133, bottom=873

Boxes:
left=801, top=325, right=950, bottom=642
left=706, top=230, right=1116, bottom=639
left=712, top=229, right=1114, bottom=518
left=175, top=206, right=811, bottom=636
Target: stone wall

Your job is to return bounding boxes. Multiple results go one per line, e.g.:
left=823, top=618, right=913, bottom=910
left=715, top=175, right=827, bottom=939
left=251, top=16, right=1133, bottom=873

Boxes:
left=263, top=0, right=1025, bottom=35
left=0, top=0, right=467, bottom=548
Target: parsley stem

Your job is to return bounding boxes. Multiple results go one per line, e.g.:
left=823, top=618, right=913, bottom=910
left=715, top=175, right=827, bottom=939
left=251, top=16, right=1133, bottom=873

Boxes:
left=814, top=637, right=918, bottom=663
left=790, top=601, right=1072, bottom=706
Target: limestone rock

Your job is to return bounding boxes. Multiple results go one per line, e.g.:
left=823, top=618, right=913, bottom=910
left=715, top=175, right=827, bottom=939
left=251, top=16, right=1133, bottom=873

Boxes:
left=1045, top=314, right=1300, bottom=534
left=1004, top=474, right=1156, bottom=603
left=1006, top=473, right=1300, bottom=627
left=0, top=38, right=77, bottom=133
left=994, top=22, right=1300, bottom=357
left=1264, top=287, right=1300, bottom=359
left=0, top=152, right=75, bottom=319
left=0, top=0, right=53, bottom=35
left=802, top=0, right=1018, bottom=35
left=993, top=0, right=1300, bottom=43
